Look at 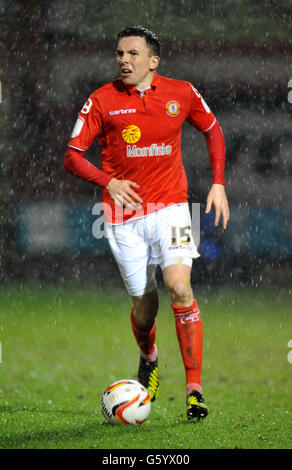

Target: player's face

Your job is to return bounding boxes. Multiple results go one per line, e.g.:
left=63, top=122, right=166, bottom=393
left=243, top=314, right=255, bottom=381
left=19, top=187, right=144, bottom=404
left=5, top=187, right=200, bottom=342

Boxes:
left=116, top=36, right=159, bottom=91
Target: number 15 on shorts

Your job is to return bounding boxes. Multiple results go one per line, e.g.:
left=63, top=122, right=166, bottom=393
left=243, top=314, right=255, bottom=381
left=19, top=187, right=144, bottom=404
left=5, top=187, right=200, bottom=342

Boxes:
left=171, top=225, right=192, bottom=245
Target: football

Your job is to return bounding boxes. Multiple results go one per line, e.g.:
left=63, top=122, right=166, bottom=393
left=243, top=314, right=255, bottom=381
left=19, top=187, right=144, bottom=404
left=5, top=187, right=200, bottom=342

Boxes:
left=101, top=379, right=151, bottom=425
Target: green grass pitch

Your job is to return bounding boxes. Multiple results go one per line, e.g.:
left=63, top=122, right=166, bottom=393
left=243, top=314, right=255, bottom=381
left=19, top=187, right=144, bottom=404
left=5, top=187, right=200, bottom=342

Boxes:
left=0, top=283, right=291, bottom=449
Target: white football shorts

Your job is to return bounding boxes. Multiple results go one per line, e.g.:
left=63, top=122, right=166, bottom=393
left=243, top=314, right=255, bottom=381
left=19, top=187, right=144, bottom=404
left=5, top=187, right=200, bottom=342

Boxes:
left=105, top=203, right=200, bottom=297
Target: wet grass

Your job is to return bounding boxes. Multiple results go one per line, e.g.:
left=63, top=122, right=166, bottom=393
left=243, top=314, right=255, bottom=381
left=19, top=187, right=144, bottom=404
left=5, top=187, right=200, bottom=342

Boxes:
left=0, top=283, right=291, bottom=449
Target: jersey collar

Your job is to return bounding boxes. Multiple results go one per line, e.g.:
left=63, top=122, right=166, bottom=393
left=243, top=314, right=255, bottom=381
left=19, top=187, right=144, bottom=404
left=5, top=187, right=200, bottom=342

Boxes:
left=121, top=72, right=160, bottom=95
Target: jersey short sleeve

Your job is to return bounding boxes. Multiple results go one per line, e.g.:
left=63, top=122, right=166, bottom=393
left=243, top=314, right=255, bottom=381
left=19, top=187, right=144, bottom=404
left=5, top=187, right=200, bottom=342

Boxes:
left=68, top=95, right=103, bottom=151
left=186, top=83, right=216, bottom=133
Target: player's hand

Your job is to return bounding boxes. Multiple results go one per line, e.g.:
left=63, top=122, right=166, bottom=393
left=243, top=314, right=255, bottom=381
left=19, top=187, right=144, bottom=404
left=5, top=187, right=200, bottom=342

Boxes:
left=205, top=183, right=230, bottom=229
left=106, top=178, right=143, bottom=210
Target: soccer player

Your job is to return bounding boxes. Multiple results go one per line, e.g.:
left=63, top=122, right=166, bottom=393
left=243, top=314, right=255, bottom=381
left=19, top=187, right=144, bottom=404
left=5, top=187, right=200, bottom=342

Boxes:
left=64, top=26, right=229, bottom=421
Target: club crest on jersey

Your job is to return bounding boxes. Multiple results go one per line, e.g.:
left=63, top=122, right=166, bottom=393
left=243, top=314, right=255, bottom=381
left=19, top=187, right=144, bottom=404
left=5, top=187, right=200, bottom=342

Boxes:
left=166, top=100, right=181, bottom=117
left=122, top=124, right=141, bottom=144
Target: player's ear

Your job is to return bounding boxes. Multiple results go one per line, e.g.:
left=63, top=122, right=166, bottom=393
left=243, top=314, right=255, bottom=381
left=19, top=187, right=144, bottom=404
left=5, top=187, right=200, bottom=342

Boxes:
left=150, top=55, right=160, bottom=71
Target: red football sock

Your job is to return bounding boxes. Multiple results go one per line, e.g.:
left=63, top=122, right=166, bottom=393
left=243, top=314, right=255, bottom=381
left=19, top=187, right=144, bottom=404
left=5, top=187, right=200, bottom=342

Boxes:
left=171, top=299, right=203, bottom=394
left=130, top=309, right=157, bottom=361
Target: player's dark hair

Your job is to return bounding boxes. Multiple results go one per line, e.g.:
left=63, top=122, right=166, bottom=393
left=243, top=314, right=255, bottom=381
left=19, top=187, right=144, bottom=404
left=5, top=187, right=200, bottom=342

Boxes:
left=116, top=26, right=161, bottom=57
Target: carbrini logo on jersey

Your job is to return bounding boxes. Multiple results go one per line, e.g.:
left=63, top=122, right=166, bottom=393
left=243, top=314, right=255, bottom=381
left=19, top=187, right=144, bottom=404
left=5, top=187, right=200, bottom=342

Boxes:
left=122, top=124, right=141, bottom=144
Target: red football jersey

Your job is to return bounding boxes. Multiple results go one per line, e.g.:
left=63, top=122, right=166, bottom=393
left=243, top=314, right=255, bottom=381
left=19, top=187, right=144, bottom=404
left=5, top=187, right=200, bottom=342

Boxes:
left=67, top=72, right=217, bottom=223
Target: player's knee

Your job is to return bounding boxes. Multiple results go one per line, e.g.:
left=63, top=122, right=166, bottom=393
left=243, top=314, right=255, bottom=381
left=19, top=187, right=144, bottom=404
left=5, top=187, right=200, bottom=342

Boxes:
left=168, top=280, right=192, bottom=306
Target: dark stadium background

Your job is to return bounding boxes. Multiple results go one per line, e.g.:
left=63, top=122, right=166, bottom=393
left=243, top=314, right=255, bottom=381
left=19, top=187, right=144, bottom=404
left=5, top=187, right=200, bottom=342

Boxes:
left=1, top=0, right=291, bottom=291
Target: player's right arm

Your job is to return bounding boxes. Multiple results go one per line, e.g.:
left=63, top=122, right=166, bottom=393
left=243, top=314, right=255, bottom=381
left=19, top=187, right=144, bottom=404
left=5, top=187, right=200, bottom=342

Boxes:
left=64, top=96, right=142, bottom=208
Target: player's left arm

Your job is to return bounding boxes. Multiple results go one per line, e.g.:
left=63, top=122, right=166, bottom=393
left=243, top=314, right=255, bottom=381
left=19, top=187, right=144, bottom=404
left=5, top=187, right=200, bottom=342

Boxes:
left=205, top=182, right=230, bottom=230
left=187, top=83, right=230, bottom=229
left=203, top=121, right=230, bottom=229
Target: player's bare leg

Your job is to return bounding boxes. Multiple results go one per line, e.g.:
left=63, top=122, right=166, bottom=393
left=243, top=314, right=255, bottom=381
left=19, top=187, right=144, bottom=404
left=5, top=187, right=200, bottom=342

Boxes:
left=163, top=263, right=193, bottom=307
left=132, top=289, right=159, bottom=327
left=163, top=263, right=208, bottom=421
left=130, top=290, right=159, bottom=401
